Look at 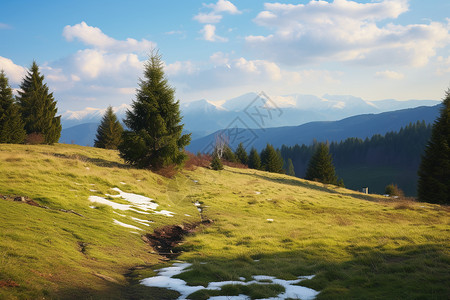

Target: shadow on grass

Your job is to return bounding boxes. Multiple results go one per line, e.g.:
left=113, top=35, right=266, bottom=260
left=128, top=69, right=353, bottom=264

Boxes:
left=170, top=243, right=449, bottom=300
left=227, top=168, right=381, bottom=202
left=49, top=152, right=129, bottom=169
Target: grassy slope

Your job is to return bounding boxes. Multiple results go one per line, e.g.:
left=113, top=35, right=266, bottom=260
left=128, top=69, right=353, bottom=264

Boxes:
left=0, top=144, right=449, bottom=299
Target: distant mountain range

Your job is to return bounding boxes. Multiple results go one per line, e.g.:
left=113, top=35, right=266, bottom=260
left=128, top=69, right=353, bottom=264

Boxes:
left=186, top=104, right=441, bottom=153
left=59, top=92, right=440, bottom=147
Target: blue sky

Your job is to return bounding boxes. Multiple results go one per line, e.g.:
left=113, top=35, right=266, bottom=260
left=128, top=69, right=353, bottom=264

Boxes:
left=1, top=0, right=449, bottom=112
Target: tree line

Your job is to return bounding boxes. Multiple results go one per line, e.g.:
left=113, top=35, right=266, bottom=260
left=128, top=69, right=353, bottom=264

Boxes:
left=0, top=63, right=61, bottom=144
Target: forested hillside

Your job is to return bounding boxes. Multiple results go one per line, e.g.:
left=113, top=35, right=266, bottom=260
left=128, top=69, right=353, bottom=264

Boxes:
left=281, top=121, right=432, bottom=196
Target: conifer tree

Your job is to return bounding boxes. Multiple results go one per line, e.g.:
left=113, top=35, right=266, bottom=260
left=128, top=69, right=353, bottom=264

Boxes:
left=0, top=70, right=26, bottom=144
left=0, top=71, right=26, bottom=143
left=118, top=52, right=191, bottom=169
left=417, top=89, right=450, bottom=204
left=17, top=61, right=61, bottom=144
left=261, top=144, right=284, bottom=173
left=248, top=147, right=261, bottom=170
left=210, top=151, right=224, bottom=170
left=286, top=158, right=295, bottom=176
left=222, top=145, right=237, bottom=162
left=235, top=142, right=248, bottom=165
left=94, top=106, right=123, bottom=149
left=305, top=142, right=338, bottom=184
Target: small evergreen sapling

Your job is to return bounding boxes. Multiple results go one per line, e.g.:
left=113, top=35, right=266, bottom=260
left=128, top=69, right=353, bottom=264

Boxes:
left=94, top=106, right=123, bottom=149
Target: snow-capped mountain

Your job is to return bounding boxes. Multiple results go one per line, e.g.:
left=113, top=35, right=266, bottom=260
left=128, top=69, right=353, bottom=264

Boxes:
left=59, top=92, right=440, bottom=146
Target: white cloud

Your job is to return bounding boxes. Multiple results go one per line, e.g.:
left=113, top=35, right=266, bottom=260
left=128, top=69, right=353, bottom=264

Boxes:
left=375, top=70, right=404, bottom=80
left=200, top=24, right=228, bottom=42
left=204, top=0, right=241, bottom=15
left=193, top=12, right=222, bottom=24
left=246, top=0, right=450, bottom=67
left=63, top=22, right=156, bottom=53
left=0, top=56, right=27, bottom=84
left=375, top=70, right=405, bottom=80
left=436, top=55, right=450, bottom=74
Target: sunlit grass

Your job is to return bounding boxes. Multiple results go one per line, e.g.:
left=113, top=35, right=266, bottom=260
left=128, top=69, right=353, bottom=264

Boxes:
left=0, top=143, right=448, bottom=299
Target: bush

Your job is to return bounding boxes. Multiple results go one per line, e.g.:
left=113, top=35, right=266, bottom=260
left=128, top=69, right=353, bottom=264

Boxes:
left=385, top=184, right=404, bottom=198
left=25, top=133, right=45, bottom=145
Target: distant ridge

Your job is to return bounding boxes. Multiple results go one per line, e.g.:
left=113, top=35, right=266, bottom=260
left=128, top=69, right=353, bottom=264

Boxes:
left=186, top=104, right=441, bottom=153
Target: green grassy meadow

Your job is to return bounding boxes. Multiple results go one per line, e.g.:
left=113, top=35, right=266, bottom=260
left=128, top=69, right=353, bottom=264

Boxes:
left=0, top=144, right=449, bottom=299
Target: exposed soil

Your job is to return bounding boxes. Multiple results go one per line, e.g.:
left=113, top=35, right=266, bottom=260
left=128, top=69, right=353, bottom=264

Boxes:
left=1, top=194, right=85, bottom=217
left=142, top=220, right=212, bottom=259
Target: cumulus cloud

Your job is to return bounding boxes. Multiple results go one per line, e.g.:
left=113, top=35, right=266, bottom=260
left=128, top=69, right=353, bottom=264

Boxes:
left=193, top=12, right=223, bottom=24
left=200, top=24, right=228, bottom=42
left=204, top=0, right=241, bottom=15
left=375, top=70, right=404, bottom=80
left=246, top=0, right=450, bottom=67
left=0, top=56, right=27, bottom=84
left=63, top=22, right=155, bottom=53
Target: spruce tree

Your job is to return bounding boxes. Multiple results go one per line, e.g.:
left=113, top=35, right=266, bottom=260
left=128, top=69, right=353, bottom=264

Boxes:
left=118, top=52, right=191, bottom=169
left=211, top=151, right=224, bottom=170
left=222, top=145, right=237, bottom=162
left=305, top=143, right=338, bottom=184
left=417, top=89, right=450, bottom=204
left=286, top=158, right=295, bottom=176
left=261, top=144, right=284, bottom=173
left=17, top=61, right=61, bottom=144
left=235, top=142, right=248, bottom=165
left=94, top=106, right=123, bottom=149
left=248, top=147, right=261, bottom=170
left=0, top=71, right=26, bottom=143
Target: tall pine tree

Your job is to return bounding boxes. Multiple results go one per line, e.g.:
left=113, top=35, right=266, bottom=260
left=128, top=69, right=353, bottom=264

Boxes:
left=305, top=143, right=338, bottom=184
left=261, top=144, right=284, bottom=173
left=118, top=52, right=191, bottom=169
left=235, top=142, right=248, bottom=165
left=248, top=147, right=261, bottom=170
left=417, top=89, right=450, bottom=204
left=94, top=106, right=123, bottom=149
left=0, top=71, right=26, bottom=143
left=17, top=61, right=61, bottom=144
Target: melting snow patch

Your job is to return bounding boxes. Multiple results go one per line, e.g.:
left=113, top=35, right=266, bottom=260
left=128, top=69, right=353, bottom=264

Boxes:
left=113, top=219, right=142, bottom=231
left=154, top=210, right=175, bottom=217
left=141, top=262, right=319, bottom=300
left=120, top=182, right=126, bottom=185
left=267, top=219, right=274, bottom=222
left=131, top=216, right=153, bottom=226
left=254, top=191, right=261, bottom=195
left=89, top=205, right=96, bottom=209
left=106, top=187, right=158, bottom=211
left=113, top=211, right=126, bottom=217
left=184, top=214, right=191, bottom=217
left=89, top=196, right=132, bottom=210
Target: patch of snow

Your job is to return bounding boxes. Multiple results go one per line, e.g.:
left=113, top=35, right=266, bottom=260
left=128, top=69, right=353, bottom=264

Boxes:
left=141, top=262, right=319, bottom=300
left=89, top=196, right=132, bottom=211
left=89, top=205, right=96, bottom=209
left=120, top=182, right=126, bottom=185
left=74, top=182, right=82, bottom=185
left=89, top=189, right=98, bottom=192
left=106, top=187, right=158, bottom=211
left=154, top=210, right=175, bottom=217
left=254, top=191, right=261, bottom=195
left=137, top=179, right=142, bottom=182
left=113, top=211, right=126, bottom=217
left=131, top=216, right=153, bottom=226
left=86, top=167, right=90, bottom=170
left=267, top=219, right=274, bottom=222
left=194, top=201, right=201, bottom=206
left=193, top=180, right=198, bottom=183
left=184, top=214, right=191, bottom=217
left=113, top=219, right=142, bottom=231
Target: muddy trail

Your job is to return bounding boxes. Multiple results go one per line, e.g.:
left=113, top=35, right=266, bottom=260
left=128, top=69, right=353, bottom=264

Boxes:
left=142, top=219, right=212, bottom=259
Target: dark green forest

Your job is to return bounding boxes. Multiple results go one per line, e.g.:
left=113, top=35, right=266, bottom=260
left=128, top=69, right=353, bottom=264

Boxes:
left=280, top=121, right=432, bottom=196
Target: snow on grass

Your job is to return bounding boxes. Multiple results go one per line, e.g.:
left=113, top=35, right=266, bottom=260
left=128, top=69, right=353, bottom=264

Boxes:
left=88, top=196, right=132, bottom=211
left=154, top=210, right=175, bottom=217
left=113, top=219, right=142, bottom=231
left=106, top=187, right=158, bottom=211
left=141, top=262, right=319, bottom=300
left=131, top=216, right=153, bottom=226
